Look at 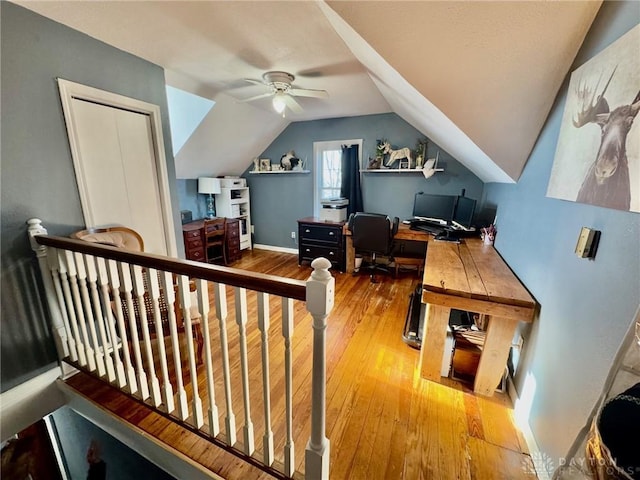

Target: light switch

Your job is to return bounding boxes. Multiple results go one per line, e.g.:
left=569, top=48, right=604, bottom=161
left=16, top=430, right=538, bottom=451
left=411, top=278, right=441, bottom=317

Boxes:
left=575, top=227, right=600, bottom=259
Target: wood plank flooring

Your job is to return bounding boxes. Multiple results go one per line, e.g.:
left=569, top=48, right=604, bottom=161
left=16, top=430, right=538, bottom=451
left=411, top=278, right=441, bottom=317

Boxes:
left=63, top=249, right=536, bottom=479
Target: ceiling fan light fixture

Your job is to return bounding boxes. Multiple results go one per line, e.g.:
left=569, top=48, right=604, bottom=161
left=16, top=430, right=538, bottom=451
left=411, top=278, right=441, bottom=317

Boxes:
left=272, top=91, right=286, bottom=114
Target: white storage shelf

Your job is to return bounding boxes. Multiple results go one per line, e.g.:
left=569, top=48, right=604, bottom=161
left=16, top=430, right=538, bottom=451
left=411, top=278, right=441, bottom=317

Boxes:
left=215, top=186, right=252, bottom=250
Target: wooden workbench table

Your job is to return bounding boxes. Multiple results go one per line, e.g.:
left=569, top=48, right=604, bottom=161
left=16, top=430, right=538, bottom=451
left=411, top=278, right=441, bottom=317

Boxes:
left=420, top=238, right=536, bottom=396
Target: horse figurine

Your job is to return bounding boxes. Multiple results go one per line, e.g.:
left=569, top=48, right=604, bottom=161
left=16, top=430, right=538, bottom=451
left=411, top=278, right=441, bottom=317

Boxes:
left=381, top=141, right=412, bottom=167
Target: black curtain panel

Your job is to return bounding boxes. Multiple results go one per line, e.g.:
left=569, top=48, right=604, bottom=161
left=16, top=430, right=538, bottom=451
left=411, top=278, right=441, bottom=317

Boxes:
left=341, top=144, right=363, bottom=216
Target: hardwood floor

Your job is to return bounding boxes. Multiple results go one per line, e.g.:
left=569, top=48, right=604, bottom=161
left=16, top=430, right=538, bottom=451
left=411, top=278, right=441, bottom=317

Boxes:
left=64, top=249, right=536, bottom=479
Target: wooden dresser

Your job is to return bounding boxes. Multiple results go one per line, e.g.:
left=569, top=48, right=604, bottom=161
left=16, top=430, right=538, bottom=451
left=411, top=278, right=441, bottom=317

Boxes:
left=297, top=217, right=346, bottom=272
left=182, top=218, right=241, bottom=264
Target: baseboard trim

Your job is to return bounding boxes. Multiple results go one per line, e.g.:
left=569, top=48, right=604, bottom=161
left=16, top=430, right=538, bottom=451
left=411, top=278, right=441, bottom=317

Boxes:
left=507, top=376, right=550, bottom=480
left=0, top=366, right=66, bottom=441
left=253, top=244, right=298, bottom=255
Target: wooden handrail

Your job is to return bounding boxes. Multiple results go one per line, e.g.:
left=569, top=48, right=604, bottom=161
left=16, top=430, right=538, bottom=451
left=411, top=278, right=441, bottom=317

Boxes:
left=34, top=235, right=307, bottom=301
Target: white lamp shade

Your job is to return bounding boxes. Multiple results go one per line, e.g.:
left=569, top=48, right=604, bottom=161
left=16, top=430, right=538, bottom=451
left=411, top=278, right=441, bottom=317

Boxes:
left=198, top=177, right=221, bottom=194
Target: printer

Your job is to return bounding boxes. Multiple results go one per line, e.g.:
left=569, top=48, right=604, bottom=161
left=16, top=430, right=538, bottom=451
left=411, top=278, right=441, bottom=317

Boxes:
left=320, top=198, right=349, bottom=222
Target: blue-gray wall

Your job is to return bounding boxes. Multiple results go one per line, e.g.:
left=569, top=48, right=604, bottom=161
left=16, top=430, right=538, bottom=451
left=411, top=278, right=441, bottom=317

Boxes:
left=176, top=179, right=209, bottom=221
left=238, top=113, right=484, bottom=248
left=484, top=1, right=639, bottom=463
left=0, top=2, right=182, bottom=391
left=50, top=407, right=175, bottom=480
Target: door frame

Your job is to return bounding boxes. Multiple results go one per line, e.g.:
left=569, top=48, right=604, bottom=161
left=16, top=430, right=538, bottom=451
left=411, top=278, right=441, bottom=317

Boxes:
left=57, top=78, right=177, bottom=256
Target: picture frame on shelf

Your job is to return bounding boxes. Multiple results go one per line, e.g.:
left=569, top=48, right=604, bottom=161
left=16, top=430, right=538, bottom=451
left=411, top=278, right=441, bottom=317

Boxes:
left=260, top=158, right=271, bottom=171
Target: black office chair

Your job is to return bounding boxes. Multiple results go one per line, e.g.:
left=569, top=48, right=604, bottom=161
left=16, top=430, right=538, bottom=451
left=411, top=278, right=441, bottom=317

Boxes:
left=348, top=212, right=399, bottom=283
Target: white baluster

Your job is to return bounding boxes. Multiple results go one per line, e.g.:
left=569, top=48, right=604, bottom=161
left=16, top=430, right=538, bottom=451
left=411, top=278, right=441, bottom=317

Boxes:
left=132, top=265, right=160, bottom=405
left=197, top=279, right=220, bottom=436
left=95, top=257, right=127, bottom=387
left=257, top=292, right=274, bottom=466
left=234, top=287, right=255, bottom=455
left=304, top=258, right=334, bottom=480
left=73, top=252, right=101, bottom=374
left=106, top=259, right=137, bottom=393
left=26, top=219, right=71, bottom=363
left=214, top=282, right=236, bottom=446
left=64, top=250, right=96, bottom=371
left=282, top=297, right=295, bottom=478
left=50, top=248, right=77, bottom=362
left=146, top=269, right=174, bottom=413
left=160, top=270, right=188, bottom=420
left=118, top=263, right=148, bottom=400
left=57, top=250, right=87, bottom=367
left=178, top=275, right=204, bottom=428
left=84, top=255, right=116, bottom=382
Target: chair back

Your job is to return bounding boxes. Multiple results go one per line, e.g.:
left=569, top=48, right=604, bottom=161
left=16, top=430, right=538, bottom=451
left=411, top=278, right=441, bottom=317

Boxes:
left=203, top=218, right=227, bottom=264
left=348, top=213, right=399, bottom=256
left=71, top=226, right=144, bottom=252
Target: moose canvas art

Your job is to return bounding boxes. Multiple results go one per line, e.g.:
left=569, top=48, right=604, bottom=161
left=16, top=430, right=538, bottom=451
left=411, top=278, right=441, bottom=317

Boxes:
left=547, top=24, right=640, bottom=213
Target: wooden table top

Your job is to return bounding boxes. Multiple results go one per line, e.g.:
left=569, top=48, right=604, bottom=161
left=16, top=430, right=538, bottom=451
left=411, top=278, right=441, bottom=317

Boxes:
left=423, top=238, right=535, bottom=313
left=342, top=221, right=432, bottom=241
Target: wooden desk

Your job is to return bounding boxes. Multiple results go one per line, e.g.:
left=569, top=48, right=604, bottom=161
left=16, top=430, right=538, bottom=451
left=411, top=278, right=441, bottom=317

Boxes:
left=420, top=238, right=535, bottom=396
left=182, top=218, right=241, bottom=264
left=343, top=223, right=432, bottom=273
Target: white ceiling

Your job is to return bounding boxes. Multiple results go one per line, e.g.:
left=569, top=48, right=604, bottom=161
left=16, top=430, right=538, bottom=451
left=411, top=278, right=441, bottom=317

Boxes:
left=16, top=1, right=601, bottom=182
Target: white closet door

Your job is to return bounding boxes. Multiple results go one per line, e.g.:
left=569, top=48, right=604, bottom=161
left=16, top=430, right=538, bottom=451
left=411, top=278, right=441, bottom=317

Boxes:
left=71, top=99, right=168, bottom=254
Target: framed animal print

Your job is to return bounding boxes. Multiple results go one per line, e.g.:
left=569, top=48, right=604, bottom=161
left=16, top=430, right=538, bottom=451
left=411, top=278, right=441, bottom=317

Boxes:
left=547, top=24, right=640, bottom=212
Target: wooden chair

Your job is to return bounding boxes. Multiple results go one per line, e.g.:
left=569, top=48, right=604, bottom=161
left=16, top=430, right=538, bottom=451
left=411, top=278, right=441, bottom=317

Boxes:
left=203, top=218, right=227, bottom=265
left=71, top=226, right=204, bottom=364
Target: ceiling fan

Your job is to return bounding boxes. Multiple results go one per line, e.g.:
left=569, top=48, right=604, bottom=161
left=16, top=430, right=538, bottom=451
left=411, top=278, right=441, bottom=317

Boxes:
left=239, top=71, right=329, bottom=115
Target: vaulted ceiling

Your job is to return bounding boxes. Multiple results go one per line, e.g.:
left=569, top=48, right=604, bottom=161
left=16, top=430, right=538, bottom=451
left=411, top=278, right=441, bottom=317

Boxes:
left=17, top=1, right=601, bottom=183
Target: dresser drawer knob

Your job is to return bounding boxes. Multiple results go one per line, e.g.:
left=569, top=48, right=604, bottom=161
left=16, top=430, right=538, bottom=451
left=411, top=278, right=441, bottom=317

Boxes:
left=329, top=231, right=334, bottom=236
left=305, top=248, right=311, bottom=253
left=329, top=251, right=334, bottom=256
left=305, top=229, right=310, bottom=233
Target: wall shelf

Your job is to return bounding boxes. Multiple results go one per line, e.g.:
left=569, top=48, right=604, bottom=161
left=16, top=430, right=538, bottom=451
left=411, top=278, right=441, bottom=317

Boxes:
left=363, top=169, right=425, bottom=173
left=249, top=170, right=310, bottom=174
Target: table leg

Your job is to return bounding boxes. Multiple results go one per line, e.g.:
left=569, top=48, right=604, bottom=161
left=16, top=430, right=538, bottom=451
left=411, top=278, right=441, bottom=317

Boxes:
left=419, top=304, right=451, bottom=381
left=345, top=235, right=355, bottom=274
left=474, top=316, right=519, bottom=396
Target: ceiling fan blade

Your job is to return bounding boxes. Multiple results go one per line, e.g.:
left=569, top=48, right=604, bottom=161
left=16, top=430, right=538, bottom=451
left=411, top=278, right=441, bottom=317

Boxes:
left=289, top=87, right=329, bottom=99
left=237, top=92, right=273, bottom=103
left=283, top=95, right=303, bottom=114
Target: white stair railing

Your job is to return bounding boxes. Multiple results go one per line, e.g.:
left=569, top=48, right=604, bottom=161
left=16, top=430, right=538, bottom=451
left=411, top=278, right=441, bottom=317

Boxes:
left=28, top=218, right=332, bottom=480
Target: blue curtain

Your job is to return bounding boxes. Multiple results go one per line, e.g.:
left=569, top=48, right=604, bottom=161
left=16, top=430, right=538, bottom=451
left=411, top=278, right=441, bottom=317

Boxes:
left=341, top=144, right=363, bottom=216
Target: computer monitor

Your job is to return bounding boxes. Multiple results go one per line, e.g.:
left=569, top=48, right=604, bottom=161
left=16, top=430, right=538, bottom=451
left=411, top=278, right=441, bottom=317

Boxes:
left=453, top=196, right=477, bottom=229
left=412, top=193, right=456, bottom=223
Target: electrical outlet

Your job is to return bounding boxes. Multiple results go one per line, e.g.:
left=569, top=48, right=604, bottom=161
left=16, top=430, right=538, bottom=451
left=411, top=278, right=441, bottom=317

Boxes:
left=291, top=231, right=296, bottom=239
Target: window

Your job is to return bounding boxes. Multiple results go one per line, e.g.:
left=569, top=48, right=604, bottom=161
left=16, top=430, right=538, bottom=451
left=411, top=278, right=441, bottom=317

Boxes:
left=313, top=139, right=362, bottom=217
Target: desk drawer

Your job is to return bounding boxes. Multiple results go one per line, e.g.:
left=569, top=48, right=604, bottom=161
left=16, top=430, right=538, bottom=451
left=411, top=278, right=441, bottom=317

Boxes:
left=300, top=243, right=342, bottom=264
left=185, top=237, right=203, bottom=250
left=184, top=229, right=201, bottom=240
left=299, top=224, right=342, bottom=245
left=187, top=248, right=205, bottom=262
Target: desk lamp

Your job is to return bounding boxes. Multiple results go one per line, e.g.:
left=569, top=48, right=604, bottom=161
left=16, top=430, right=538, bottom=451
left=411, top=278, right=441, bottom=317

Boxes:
left=198, top=177, right=221, bottom=218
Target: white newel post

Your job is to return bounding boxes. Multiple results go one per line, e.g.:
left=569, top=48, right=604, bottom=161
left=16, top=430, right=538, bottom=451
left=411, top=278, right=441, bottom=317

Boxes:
left=305, top=257, right=334, bottom=480
left=26, top=218, right=75, bottom=378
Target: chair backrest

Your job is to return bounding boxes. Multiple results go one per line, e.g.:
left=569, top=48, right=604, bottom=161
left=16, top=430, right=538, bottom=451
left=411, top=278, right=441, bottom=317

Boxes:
left=71, top=226, right=144, bottom=252
left=203, top=218, right=226, bottom=244
left=348, top=212, right=399, bottom=255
